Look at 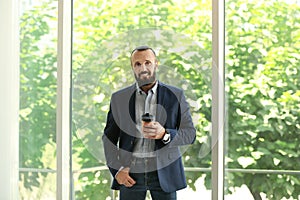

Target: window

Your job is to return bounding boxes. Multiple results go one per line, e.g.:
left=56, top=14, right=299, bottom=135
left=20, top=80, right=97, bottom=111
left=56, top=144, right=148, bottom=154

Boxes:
left=19, top=0, right=58, bottom=199
left=14, top=0, right=300, bottom=199
left=225, top=1, right=300, bottom=199
left=72, top=0, right=212, bottom=199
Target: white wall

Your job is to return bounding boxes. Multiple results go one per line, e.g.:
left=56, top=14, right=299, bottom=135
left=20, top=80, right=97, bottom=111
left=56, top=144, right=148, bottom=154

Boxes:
left=0, top=0, right=19, bottom=199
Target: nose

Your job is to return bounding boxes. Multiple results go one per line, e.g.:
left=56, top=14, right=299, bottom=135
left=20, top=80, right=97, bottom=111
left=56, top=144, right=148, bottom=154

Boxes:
left=141, top=63, right=147, bottom=71
left=140, top=63, right=147, bottom=72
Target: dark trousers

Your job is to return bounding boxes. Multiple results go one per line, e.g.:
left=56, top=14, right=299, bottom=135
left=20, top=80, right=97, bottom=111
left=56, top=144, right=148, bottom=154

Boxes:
left=119, top=157, right=177, bottom=200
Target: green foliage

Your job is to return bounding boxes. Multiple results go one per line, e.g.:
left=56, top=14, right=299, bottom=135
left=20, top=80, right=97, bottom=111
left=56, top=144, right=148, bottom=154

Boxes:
left=19, top=1, right=57, bottom=192
left=19, top=0, right=300, bottom=199
left=72, top=0, right=212, bottom=198
left=226, top=0, right=300, bottom=199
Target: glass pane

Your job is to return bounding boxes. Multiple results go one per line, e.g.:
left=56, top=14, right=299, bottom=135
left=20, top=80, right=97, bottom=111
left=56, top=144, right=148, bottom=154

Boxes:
left=72, top=0, right=212, bottom=199
left=73, top=169, right=113, bottom=199
left=19, top=0, right=57, bottom=197
left=225, top=0, right=300, bottom=199
left=19, top=172, right=56, bottom=199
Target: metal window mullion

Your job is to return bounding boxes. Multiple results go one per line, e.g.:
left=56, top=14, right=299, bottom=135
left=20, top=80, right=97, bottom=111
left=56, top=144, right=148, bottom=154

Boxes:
left=57, top=0, right=72, bottom=199
left=212, top=0, right=225, bottom=200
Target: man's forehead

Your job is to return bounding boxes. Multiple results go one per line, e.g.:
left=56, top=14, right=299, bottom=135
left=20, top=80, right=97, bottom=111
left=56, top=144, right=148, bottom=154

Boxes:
left=131, top=49, right=156, bottom=61
left=131, top=46, right=156, bottom=56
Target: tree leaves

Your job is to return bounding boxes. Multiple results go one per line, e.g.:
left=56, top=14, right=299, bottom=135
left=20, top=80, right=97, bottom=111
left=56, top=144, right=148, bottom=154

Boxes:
left=19, top=0, right=300, bottom=199
left=226, top=0, right=300, bottom=199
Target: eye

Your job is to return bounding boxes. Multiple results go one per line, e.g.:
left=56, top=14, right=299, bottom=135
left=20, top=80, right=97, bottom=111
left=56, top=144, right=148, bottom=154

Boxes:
left=134, top=62, right=141, bottom=67
left=145, top=61, right=152, bottom=67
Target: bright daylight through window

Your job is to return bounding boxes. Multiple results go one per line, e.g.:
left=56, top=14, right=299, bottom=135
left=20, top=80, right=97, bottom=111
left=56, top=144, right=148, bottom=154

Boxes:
left=16, top=0, right=300, bottom=199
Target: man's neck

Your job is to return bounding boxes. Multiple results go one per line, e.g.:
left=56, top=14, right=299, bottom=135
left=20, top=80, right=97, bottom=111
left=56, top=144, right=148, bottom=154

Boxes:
left=140, top=81, right=156, bottom=94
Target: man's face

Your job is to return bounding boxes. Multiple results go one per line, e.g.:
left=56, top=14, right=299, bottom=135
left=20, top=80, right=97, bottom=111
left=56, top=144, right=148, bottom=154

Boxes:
left=131, top=49, right=158, bottom=87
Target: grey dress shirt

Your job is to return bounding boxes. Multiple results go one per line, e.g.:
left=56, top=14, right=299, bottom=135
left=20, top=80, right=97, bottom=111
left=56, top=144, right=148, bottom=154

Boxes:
left=132, top=81, right=158, bottom=158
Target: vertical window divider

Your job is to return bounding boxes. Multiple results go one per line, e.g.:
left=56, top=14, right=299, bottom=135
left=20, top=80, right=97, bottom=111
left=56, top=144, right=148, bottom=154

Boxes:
left=0, top=0, right=19, bottom=199
left=57, top=0, right=72, bottom=199
left=211, top=0, right=225, bottom=199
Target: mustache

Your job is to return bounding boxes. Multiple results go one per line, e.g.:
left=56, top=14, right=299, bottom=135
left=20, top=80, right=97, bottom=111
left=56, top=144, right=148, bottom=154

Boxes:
left=138, top=71, right=150, bottom=77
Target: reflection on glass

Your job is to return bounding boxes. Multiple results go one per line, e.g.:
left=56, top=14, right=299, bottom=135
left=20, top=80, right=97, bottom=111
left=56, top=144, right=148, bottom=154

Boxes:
left=72, top=0, right=212, bottom=199
left=225, top=0, right=300, bottom=199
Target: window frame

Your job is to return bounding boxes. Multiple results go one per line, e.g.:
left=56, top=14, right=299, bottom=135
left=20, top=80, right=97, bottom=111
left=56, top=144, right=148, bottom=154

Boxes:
left=57, top=0, right=73, bottom=199
left=10, top=0, right=226, bottom=199
left=56, top=0, right=226, bottom=199
left=211, top=0, right=225, bottom=199
left=0, top=0, right=19, bottom=199
left=13, top=0, right=299, bottom=199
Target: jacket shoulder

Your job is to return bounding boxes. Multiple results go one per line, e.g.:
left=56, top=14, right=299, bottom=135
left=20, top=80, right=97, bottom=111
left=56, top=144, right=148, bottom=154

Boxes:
left=159, top=82, right=183, bottom=94
left=111, top=84, right=136, bottom=98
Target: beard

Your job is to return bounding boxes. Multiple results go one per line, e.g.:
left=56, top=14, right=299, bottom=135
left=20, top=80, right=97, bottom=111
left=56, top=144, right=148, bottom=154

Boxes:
left=135, top=71, right=156, bottom=87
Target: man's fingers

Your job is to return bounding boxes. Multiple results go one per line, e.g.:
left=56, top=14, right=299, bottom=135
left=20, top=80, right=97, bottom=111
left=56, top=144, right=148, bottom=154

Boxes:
left=116, top=168, right=136, bottom=186
left=143, top=132, right=156, bottom=139
left=127, top=176, right=136, bottom=184
left=124, top=176, right=136, bottom=187
left=142, top=121, right=164, bottom=139
left=143, top=126, right=156, bottom=132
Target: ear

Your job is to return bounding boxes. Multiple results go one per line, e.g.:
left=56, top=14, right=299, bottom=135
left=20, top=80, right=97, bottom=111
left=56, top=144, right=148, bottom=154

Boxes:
left=155, top=60, right=159, bottom=69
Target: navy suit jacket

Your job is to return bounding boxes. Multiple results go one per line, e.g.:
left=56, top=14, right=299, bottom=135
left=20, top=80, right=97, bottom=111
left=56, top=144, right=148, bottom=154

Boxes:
left=103, top=81, right=196, bottom=193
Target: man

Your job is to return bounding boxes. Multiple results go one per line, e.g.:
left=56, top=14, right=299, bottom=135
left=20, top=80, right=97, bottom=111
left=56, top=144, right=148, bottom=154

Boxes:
left=102, top=46, right=196, bottom=200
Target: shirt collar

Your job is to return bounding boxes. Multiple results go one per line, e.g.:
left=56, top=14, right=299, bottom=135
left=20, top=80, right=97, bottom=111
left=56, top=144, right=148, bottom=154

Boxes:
left=136, top=81, right=158, bottom=95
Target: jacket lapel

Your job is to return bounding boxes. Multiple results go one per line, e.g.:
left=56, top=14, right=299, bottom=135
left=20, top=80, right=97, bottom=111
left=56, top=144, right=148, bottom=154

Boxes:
left=128, top=84, right=136, bottom=124
left=156, top=82, right=167, bottom=125
left=128, top=82, right=168, bottom=133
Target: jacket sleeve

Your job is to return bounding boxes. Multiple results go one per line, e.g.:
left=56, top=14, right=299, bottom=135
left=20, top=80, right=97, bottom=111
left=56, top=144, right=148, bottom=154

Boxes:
left=165, top=90, right=196, bottom=147
left=102, top=103, right=122, bottom=177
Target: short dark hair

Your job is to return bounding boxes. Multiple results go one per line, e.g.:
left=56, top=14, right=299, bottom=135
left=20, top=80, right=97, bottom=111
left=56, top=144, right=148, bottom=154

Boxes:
left=130, top=46, right=156, bottom=57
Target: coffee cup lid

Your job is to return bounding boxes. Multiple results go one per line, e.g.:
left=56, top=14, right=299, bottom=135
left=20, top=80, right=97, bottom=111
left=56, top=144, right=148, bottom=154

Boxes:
left=141, top=113, right=154, bottom=122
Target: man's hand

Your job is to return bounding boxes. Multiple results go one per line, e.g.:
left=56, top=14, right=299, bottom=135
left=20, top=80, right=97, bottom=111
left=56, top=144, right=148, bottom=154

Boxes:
left=142, top=121, right=165, bottom=139
left=115, top=167, right=136, bottom=187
